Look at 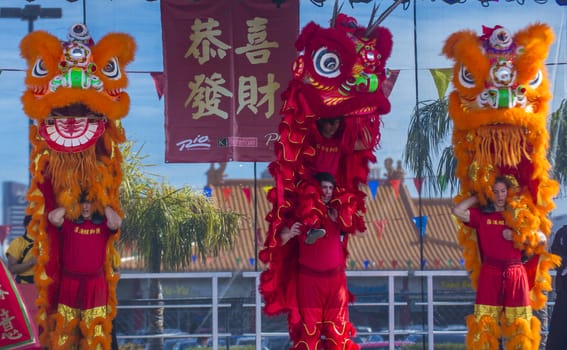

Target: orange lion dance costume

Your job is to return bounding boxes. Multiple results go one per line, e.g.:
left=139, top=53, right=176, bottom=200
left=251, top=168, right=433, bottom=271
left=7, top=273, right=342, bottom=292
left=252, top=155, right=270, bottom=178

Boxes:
left=443, top=24, right=559, bottom=349
left=20, top=24, right=135, bottom=349
left=259, top=10, right=393, bottom=350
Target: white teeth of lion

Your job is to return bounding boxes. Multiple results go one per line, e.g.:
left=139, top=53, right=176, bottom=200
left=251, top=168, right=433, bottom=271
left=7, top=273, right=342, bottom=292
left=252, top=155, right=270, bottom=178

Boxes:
left=79, top=135, right=89, bottom=144
left=54, top=134, right=65, bottom=145
left=46, top=125, right=56, bottom=135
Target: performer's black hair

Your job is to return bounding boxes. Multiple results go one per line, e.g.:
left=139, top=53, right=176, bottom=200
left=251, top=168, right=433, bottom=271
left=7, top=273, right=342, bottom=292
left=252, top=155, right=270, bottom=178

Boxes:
left=314, top=172, right=336, bottom=186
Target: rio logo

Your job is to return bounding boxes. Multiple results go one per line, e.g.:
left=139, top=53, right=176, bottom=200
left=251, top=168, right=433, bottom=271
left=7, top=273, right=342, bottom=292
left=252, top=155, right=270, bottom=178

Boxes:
left=176, top=135, right=211, bottom=151
left=264, top=132, right=280, bottom=146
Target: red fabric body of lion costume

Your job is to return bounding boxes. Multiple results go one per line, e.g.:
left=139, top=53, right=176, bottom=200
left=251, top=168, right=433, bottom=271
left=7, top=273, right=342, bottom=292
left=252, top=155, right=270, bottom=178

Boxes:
left=259, top=13, right=393, bottom=348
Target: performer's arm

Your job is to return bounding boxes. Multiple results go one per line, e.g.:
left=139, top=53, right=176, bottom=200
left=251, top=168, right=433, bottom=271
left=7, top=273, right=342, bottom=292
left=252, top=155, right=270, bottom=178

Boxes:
left=48, top=207, right=66, bottom=228
left=452, top=196, right=478, bottom=223
left=6, top=253, right=36, bottom=275
left=104, top=206, right=122, bottom=231
left=280, top=222, right=301, bottom=245
left=502, top=229, right=546, bottom=245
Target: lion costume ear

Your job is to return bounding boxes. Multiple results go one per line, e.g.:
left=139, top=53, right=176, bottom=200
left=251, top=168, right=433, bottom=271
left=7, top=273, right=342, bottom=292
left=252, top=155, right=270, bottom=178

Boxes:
left=370, top=26, right=393, bottom=63
left=19, top=31, right=62, bottom=90
left=514, top=23, right=554, bottom=84
left=93, top=33, right=136, bottom=66
left=91, top=33, right=136, bottom=87
left=442, top=29, right=490, bottom=93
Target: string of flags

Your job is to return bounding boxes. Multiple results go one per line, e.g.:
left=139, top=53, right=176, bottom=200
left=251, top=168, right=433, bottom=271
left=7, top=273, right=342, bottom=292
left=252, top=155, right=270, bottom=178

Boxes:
left=203, top=175, right=453, bottom=202
left=202, top=184, right=457, bottom=244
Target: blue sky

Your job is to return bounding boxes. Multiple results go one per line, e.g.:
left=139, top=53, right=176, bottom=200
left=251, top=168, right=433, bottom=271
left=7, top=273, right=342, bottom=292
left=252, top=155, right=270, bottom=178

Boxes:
left=0, top=0, right=566, bottom=219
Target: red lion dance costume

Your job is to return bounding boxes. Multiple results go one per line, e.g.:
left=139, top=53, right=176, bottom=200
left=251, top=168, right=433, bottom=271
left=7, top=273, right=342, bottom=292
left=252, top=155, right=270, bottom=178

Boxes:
left=259, top=12, right=393, bottom=350
left=20, top=24, right=135, bottom=349
left=443, top=24, right=559, bottom=349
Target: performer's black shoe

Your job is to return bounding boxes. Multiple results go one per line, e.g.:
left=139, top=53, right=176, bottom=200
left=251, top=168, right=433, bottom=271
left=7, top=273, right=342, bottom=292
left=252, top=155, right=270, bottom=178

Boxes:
left=305, top=228, right=326, bottom=244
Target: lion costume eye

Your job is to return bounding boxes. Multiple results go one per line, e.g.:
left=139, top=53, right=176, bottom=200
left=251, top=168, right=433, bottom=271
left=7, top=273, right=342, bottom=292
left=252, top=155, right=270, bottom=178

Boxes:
left=528, top=70, right=542, bottom=89
left=312, top=47, right=341, bottom=78
left=32, top=59, right=48, bottom=78
left=101, top=57, right=121, bottom=79
left=459, top=65, right=475, bottom=89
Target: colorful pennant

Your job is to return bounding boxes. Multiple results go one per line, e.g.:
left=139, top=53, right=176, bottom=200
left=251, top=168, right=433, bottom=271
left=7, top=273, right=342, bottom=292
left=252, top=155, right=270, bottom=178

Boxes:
left=389, top=178, right=401, bottom=198
left=368, top=179, right=379, bottom=199
left=412, top=215, right=428, bottom=237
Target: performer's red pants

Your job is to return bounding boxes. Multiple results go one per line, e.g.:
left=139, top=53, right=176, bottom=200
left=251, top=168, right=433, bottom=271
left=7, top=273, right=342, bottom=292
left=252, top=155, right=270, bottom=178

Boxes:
left=476, top=258, right=530, bottom=308
left=295, top=266, right=352, bottom=350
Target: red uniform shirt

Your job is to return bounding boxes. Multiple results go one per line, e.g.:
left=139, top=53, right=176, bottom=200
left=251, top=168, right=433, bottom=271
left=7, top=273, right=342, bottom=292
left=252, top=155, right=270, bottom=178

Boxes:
left=60, top=218, right=112, bottom=274
left=298, top=217, right=345, bottom=271
left=467, top=208, right=522, bottom=262
left=313, top=137, right=341, bottom=177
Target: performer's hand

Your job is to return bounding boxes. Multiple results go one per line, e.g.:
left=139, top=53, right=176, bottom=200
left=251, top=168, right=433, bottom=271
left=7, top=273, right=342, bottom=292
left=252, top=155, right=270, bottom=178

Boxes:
left=280, top=222, right=301, bottom=245
left=104, top=206, right=123, bottom=231
left=47, top=207, right=66, bottom=227
left=536, top=231, right=547, bottom=245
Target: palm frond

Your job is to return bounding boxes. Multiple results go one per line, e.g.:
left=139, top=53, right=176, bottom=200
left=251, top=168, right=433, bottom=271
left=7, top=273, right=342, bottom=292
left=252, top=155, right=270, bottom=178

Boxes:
left=549, top=98, right=567, bottom=186
left=403, top=97, right=452, bottom=195
left=118, top=142, right=242, bottom=272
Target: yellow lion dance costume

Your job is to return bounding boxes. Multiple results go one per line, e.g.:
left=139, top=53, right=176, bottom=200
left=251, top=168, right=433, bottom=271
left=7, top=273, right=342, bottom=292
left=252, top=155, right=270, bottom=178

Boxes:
left=20, top=23, right=135, bottom=349
left=443, top=24, right=559, bottom=349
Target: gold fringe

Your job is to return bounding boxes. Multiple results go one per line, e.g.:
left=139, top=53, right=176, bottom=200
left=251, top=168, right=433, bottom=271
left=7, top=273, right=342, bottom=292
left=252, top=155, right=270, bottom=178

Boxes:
left=474, top=126, right=530, bottom=167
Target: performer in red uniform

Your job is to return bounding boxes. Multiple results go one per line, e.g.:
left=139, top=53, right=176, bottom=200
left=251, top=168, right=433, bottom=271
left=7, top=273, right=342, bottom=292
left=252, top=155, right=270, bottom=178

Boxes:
left=301, top=117, right=372, bottom=244
left=281, top=172, right=357, bottom=350
left=47, top=195, right=122, bottom=349
left=452, top=176, right=545, bottom=349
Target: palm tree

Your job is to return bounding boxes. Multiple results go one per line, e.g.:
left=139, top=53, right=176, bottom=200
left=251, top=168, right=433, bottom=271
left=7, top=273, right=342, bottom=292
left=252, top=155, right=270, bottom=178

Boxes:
left=403, top=97, right=567, bottom=195
left=402, top=97, right=457, bottom=196
left=549, top=99, right=567, bottom=187
left=118, top=141, right=242, bottom=349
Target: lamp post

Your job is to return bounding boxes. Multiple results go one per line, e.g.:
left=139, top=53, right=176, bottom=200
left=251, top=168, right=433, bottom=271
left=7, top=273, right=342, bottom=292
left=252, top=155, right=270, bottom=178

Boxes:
left=0, top=5, right=62, bottom=185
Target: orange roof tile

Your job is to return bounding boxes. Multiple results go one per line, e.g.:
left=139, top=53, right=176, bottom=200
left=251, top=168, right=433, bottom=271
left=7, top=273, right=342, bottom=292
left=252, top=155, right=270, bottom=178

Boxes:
left=119, top=178, right=464, bottom=271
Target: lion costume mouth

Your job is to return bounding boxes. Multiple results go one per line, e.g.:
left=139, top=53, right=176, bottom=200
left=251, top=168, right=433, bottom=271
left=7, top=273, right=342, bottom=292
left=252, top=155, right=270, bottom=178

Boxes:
left=38, top=103, right=106, bottom=153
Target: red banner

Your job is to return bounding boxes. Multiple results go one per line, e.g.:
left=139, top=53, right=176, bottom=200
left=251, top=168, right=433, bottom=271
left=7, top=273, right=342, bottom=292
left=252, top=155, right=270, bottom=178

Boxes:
left=161, top=0, right=299, bottom=163
left=0, top=261, right=39, bottom=349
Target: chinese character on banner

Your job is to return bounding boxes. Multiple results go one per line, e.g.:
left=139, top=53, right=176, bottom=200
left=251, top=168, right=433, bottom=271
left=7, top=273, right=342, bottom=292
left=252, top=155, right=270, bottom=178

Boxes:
left=161, top=0, right=299, bottom=163
left=0, top=261, right=38, bottom=349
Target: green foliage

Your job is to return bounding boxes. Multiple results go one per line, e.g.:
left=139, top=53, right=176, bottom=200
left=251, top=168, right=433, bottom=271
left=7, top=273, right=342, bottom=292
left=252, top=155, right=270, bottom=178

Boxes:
left=402, top=97, right=456, bottom=195
left=549, top=99, right=567, bottom=186
left=118, top=141, right=242, bottom=272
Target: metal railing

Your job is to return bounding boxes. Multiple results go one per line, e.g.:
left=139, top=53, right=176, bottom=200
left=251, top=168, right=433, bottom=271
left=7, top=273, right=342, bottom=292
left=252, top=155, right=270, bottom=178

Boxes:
left=115, top=270, right=554, bottom=350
